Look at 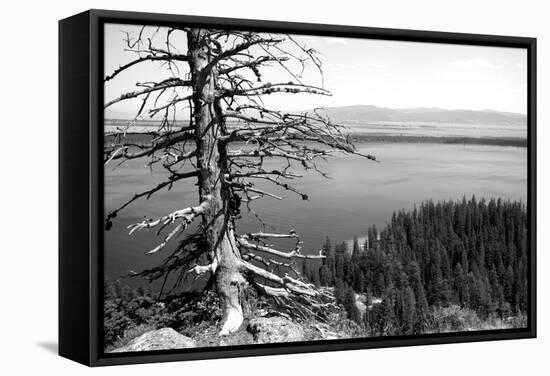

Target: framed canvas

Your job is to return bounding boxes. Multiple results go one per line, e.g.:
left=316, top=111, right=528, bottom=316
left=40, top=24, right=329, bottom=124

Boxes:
left=59, top=9, right=537, bottom=366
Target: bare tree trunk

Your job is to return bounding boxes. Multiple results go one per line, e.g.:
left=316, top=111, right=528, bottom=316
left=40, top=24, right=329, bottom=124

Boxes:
left=188, top=29, right=247, bottom=335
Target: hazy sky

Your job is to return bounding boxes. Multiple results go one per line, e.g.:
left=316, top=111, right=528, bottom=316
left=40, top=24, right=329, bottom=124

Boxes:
left=104, top=23, right=528, bottom=118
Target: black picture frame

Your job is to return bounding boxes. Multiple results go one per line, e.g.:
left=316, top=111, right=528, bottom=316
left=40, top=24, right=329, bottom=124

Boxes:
left=59, top=9, right=537, bottom=367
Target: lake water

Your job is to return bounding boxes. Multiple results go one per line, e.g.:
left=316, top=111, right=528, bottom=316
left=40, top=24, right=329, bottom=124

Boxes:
left=104, top=141, right=527, bottom=285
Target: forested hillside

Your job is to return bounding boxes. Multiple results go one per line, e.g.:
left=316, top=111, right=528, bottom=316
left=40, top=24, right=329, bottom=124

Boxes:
left=104, top=196, right=528, bottom=348
left=302, top=196, right=528, bottom=335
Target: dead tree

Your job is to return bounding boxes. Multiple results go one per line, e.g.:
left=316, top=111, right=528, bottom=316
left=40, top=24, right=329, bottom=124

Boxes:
left=104, top=27, right=377, bottom=335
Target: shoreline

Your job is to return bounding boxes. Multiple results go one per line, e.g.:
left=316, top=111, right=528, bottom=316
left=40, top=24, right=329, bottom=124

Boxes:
left=351, top=134, right=526, bottom=147
left=104, top=130, right=527, bottom=148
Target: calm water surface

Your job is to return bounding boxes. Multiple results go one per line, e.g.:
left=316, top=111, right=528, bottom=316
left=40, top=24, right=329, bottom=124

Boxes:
left=104, top=142, right=527, bottom=284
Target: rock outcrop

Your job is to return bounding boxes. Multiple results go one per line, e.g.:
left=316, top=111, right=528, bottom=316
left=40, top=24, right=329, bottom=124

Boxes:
left=110, top=328, right=196, bottom=353
left=247, top=317, right=305, bottom=344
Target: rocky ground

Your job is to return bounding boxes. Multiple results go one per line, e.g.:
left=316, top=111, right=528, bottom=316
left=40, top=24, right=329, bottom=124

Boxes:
left=108, top=311, right=363, bottom=353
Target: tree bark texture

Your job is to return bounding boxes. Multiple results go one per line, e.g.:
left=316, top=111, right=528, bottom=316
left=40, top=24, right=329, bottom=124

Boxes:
left=188, top=29, right=247, bottom=335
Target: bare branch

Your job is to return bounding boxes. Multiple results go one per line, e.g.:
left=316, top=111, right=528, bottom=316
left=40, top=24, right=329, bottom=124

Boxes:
left=254, top=282, right=290, bottom=297
left=237, top=237, right=324, bottom=260
left=240, top=260, right=317, bottom=296
left=189, top=259, right=219, bottom=276
left=105, top=54, right=189, bottom=82
left=104, top=129, right=196, bottom=163
left=230, top=182, right=284, bottom=200
left=242, top=253, right=297, bottom=273
left=242, top=231, right=299, bottom=240
left=105, top=170, right=199, bottom=230
left=227, top=149, right=317, bottom=163
left=205, top=37, right=283, bottom=72
left=128, top=197, right=211, bottom=236
left=222, top=82, right=331, bottom=98
left=104, top=79, right=191, bottom=109
left=218, top=56, right=288, bottom=76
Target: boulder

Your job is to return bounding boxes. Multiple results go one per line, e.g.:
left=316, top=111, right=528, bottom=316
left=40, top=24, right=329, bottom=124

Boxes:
left=247, top=317, right=305, bottom=344
left=110, top=328, right=196, bottom=353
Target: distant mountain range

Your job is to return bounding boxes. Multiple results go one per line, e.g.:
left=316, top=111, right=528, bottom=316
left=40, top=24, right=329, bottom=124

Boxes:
left=309, top=105, right=527, bottom=126
left=107, top=105, right=527, bottom=127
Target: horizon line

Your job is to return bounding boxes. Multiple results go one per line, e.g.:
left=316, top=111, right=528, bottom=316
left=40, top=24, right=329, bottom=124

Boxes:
left=106, top=103, right=528, bottom=120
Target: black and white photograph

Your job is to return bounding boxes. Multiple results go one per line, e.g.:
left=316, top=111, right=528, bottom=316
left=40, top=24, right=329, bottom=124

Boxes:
left=102, top=22, right=530, bottom=353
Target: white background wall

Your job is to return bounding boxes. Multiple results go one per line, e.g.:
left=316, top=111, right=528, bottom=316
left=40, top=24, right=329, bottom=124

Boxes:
left=1, top=0, right=547, bottom=374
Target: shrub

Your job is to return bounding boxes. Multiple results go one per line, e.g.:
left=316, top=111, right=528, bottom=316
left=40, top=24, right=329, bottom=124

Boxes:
left=103, top=280, right=223, bottom=348
left=427, top=305, right=482, bottom=333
